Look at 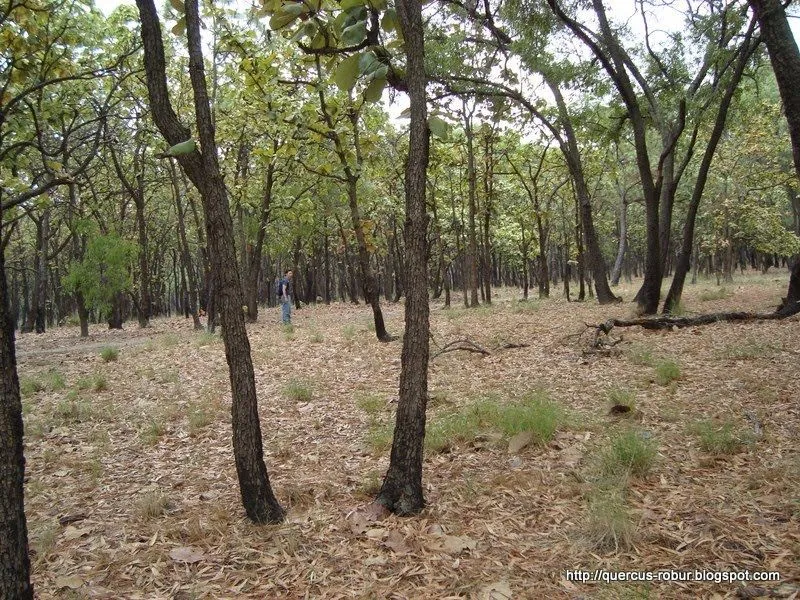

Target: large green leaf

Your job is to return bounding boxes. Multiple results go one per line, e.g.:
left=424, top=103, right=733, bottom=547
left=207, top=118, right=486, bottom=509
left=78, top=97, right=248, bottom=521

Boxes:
left=340, top=20, right=367, bottom=46
left=380, top=8, right=397, bottom=32
left=363, top=76, right=386, bottom=103
left=333, top=52, right=362, bottom=91
left=428, top=115, right=451, bottom=140
left=171, top=17, right=186, bottom=36
left=164, top=139, right=196, bottom=156
left=169, top=0, right=185, bottom=12
left=340, top=0, right=367, bottom=10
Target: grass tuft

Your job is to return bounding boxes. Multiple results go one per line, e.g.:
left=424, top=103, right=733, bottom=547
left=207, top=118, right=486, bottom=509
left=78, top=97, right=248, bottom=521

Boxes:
left=100, top=346, right=119, bottom=362
left=654, top=360, right=681, bottom=385
left=140, top=419, right=166, bottom=446
left=600, top=429, right=658, bottom=480
left=284, top=379, right=313, bottom=402
left=355, top=393, right=385, bottom=417
left=585, top=485, right=635, bottom=551
left=698, top=286, right=732, bottom=301
left=607, top=387, right=636, bottom=411
left=136, top=491, right=171, bottom=520
left=625, top=344, right=655, bottom=367
left=691, top=420, right=751, bottom=455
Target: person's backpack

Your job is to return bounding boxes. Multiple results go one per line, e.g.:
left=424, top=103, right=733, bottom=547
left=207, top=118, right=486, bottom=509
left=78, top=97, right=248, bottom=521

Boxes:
left=275, top=278, right=283, bottom=298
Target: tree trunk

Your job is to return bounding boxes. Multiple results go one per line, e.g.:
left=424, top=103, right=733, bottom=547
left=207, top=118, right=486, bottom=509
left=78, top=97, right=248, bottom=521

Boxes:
left=0, top=227, right=33, bottom=599
left=663, top=24, right=756, bottom=312
left=136, top=0, right=283, bottom=523
left=133, top=178, right=151, bottom=328
left=171, top=161, right=203, bottom=330
left=377, top=0, right=430, bottom=515
left=346, top=178, right=391, bottom=341
left=610, top=197, right=627, bottom=286
left=464, top=104, right=480, bottom=307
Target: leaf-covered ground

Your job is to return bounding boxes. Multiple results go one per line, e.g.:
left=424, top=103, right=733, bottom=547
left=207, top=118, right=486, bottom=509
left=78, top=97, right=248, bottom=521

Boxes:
left=16, top=273, right=800, bottom=599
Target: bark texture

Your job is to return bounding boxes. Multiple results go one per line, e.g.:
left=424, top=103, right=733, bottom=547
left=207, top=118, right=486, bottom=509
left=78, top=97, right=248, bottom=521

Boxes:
left=377, top=0, right=430, bottom=515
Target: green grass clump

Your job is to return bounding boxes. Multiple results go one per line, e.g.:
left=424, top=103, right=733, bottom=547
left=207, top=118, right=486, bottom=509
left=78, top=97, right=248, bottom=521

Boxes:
left=140, top=419, right=166, bottom=446
left=188, top=405, right=214, bottom=435
left=496, top=394, right=562, bottom=442
left=342, top=324, right=357, bottom=340
left=284, top=379, right=313, bottom=402
left=194, top=331, right=219, bottom=347
left=365, top=423, right=394, bottom=454
left=585, top=486, right=635, bottom=551
left=136, top=491, right=171, bottom=519
left=716, top=338, right=776, bottom=360
left=511, top=299, right=539, bottom=314
left=54, top=398, right=94, bottom=423
left=20, top=370, right=66, bottom=396
left=654, top=360, right=681, bottom=385
left=691, top=420, right=751, bottom=455
left=355, top=393, right=385, bottom=417
left=424, top=391, right=562, bottom=454
left=601, top=429, right=658, bottom=479
left=625, top=344, right=655, bottom=367
left=698, top=286, right=732, bottom=302
left=161, top=333, right=180, bottom=347
left=607, top=387, right=636, bottom=410
left=100, top=346, right=119, bottom=362
left=309, top=331, right=324, bottom=343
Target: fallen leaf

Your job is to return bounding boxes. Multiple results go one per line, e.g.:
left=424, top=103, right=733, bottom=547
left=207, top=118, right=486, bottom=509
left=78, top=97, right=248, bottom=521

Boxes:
left=363, top=555, right=388, bottom=566
left=55, top=575, right=83, bottom=589
left=508, top=431, right=533, bottom=453
left=438, top=535, right=477, bottom=553
left=63, top=525, right=91, bottom=541
left=169, top=546, right=205, bottom=563
left=365, top=528, right=386, bottom=539
left=383, top=530, right=410, bottom=554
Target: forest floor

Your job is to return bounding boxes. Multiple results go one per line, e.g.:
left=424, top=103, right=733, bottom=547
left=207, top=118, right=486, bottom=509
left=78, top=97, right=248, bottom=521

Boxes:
left=15, top=271, right=800, bottom=600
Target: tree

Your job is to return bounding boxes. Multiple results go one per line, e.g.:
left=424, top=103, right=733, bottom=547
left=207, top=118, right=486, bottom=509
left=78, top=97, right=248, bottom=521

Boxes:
left=135, top=0, right=284, bottom=522
left=0, top=224, right=32, bottom=599
left=748, top=0, right=800, bottom=316
left=376, top=0, right=430, bottom=515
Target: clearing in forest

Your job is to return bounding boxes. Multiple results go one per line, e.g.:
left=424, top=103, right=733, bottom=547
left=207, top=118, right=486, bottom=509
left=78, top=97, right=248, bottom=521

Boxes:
left=15, top=274, right=800, bottom=599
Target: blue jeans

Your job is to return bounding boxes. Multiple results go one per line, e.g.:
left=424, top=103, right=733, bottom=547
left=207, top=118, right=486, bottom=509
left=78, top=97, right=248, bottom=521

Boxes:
left=281, top=298, right=292, bottom=324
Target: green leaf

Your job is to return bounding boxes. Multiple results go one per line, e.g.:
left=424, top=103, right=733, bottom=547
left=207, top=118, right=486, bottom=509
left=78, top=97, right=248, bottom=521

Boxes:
left=169, top=0, right=185, bottom=11
left=428, top=115, right=450, bottom=140
left=340, top=20, right=367, bottom=45
left=380, top=8, right=397, bottom=32
left=270, top=3, right=306, bottom=29
left=367, top=0, right=387, bottom=8
left=333, top=52, right=362, bottom=91
left=171, top=17, right=186, bottom=36
left=363, top=76, right=386, bottom=102
left=164, top=139, right=196, bottom=157
left=340, top=0, right=367, bottom=10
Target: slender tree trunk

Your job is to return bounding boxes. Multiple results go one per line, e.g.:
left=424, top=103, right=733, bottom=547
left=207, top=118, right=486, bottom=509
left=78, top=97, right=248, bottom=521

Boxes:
left=346, top=179, right=391, bottom=341
left=171, top=161, right=202, bottom=330
left=377, top=0, right=429, bottom=515
left=549, top=82, right=618, bottom=304
left=136, top=0, right=283, bottom=523
left=0, top=228, right=33, bottom=598
left=464, top=107, right=480, bottom=307
left=244, top=161, right=274, bottom=323
left=133, top=178, right=151, bottom=328
left=663, top=24, right=756, bottom=312
left=610, top=197, right=627, bottom=286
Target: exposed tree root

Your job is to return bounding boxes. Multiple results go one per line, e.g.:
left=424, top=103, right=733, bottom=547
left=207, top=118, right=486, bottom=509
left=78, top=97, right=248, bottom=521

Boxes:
left=431, top=338, right=490, bottom=359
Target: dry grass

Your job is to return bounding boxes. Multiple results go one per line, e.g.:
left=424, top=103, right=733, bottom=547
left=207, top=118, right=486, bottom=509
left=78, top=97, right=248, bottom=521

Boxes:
left=14, top=272, right=800, bottom=599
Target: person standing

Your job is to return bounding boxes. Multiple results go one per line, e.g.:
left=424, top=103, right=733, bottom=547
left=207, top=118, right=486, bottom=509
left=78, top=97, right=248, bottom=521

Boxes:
left=277, top=269, right=293, bottom=324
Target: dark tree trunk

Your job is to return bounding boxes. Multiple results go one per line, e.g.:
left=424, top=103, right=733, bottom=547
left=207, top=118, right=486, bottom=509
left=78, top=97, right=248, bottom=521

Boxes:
left=777, top=260, right=800, bottom=316
left=664, top=23, right=756, bottom=312
left=22, top=211, right=49, bottom=334
left=0, top=225, right=33, bottom=599
left=377, top=0, right=430, bottom=515
left=170, top=161, right=203, bottom=330
left=136, top=0, right=283, bottom=523
left=107, top=291, right=124, bottom=329
left=610, top=197, right=627, bottom=286
left=549, top=82, right=619, bottom=304
left=244, top=162, right=274, bottom=323
left=463, top=102, right=480, bottom=307
left=133, top=181, right=151, bottom=328
left=76, top=291, right=89, bottom=337
left=749, top=0, right=800, bottom=313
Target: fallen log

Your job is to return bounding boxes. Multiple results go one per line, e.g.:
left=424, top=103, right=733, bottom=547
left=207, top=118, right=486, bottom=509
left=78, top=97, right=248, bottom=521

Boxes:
left=595, top=311, right=791, bottom=334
